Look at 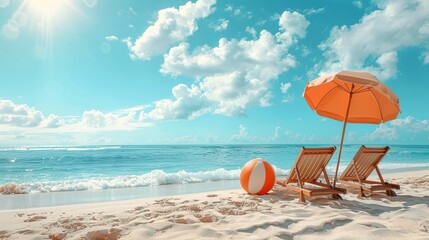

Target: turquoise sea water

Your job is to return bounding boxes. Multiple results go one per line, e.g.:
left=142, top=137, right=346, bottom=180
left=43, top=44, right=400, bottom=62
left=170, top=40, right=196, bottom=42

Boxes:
left=1, top=144, right=429, bottom=194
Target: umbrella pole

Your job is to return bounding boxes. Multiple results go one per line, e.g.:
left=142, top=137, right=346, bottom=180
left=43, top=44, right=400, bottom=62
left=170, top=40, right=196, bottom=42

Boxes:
left=333, top=84, right=354, bottom=188
left=333, top=120, right=348, bottom=187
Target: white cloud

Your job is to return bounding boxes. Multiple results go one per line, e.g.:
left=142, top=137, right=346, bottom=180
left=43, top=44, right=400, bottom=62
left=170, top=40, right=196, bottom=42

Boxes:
left=389, top=116, right=429, bottom=132
left=41, top=114, right=64, bottom=128
left=303, top=8, right=325, bottom=15
left=82, top=110, right=117, bottom=128
left=366, top=116, right=429, bottom=142
left=161, top=31, right=294, bottom=115
left=126, top=0, right=216, bottom=60
left=280, top=82, right=291, bottom=93
left=59, top=109, right=137, bottom=132
left=301, top=46, right=311, bottom=57
left=0, top=100, right=53, bottom=128
left=225, top=5, right=251, bottom=19
left=199, top=70, right=279, bottom=115
left=269, top=126, right=281, bottom=141
left=280, top=82, right=293, bottom=103
left=270, top=13, right=281, bottom=21
left=276, top=11, right=310, bottom=47
left=211, top=18, right=229, bottom=32
left=105, top=35, right=118, bottom=41
left=160, top=11, right=308, bottom=117
left=230, top=124, right=254, bottom=142
left=77, top=108, right=150, bottom=131
left=318, top=0, right=429, bottom=80
left=0, top=100, right=150, bottom=132
left=352, top=1, right=363, bottom=9
left=147, top=84, right=211, bottom=120
left=390, top=116, right=413, bottom=127
left=256, top=20, right=266, bottom=26
left=368, top=124, right=398, bottom=141
left=245, top=26, right=256, bottom=38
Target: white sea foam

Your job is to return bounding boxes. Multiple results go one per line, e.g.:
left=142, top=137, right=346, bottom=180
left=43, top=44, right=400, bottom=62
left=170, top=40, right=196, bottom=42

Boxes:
left=378, top=162, right=429, bottom=169
left=398, top=150, right=412, bottom=154
left=2, top=161, right=427, bottom=194
left=0, top=146, right=121, bottom=151
left=325, top=162, right=429, bottom=174
left=0, top=167, right=289, bottom=194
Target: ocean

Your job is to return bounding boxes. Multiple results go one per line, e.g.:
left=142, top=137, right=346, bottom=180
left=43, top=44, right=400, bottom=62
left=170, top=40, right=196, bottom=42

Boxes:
left=1, top=144, right=428, bottom=209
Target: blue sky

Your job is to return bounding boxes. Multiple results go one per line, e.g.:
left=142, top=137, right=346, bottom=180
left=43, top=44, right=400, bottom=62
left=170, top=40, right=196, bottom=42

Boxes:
left=0, top=0, right=428, bottom=146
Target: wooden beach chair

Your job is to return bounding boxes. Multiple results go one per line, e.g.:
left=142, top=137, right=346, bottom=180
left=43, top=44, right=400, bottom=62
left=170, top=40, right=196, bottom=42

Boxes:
left=277, top=147, right=346, bottom=203
left=339, top=145, right=400, bottom=197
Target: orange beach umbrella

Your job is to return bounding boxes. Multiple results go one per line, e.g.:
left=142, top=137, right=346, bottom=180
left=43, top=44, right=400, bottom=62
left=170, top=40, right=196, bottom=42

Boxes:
left=303, top=70, right=401, bottom=187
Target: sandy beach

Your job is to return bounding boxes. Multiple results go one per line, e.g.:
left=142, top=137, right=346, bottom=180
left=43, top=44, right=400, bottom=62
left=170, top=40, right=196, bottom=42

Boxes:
left=1, top=170, right=428, bottom=240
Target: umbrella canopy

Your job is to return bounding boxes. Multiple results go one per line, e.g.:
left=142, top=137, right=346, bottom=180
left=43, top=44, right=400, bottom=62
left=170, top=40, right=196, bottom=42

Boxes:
left=303, top=70, right=401, bottom=187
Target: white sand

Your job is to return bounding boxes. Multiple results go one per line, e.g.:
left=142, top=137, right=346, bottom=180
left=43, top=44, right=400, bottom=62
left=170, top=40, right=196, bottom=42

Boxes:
left=1, top=170, right=429, bottom=240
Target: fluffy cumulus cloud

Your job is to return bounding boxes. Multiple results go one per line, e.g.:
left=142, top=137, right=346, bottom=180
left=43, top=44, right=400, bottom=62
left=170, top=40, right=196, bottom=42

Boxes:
left=0, top=99, right=150, bottom=132
left=126, top=0, right=216, bottom=60
left=318, top=0, right=429, bottom=80
left=147, top=84, right=211, bottom=120
left=210, top=18, right=229, bottom=32
left=78, top=109, right=148, bottom=131
left=230, top=124, right=255, bottom=142
left=155, top=11, right=309, bottom=118
left=389, top=116, right=429, bottom=132
left=368, top=124, right=398, bottom=141
left=390, top=116, right=413, bottom=127
left=367, top=116, right=429, bottom=142
left=0, top=100, right=58, bottom=128
left=276, top=11, right=310, bottom=47
left=41, top=114, right=64, bottom=128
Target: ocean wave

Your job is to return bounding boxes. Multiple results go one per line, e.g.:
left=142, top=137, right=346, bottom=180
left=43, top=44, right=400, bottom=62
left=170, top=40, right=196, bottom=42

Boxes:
left=324, top=162, right=429, bottom=174
left=378, top=162, right=429, bottom=169
left=398, top=151, right=412, bottom=154
left=0, top=146, right=122, bottom=151
left=0, top=167, right=290, bottom=194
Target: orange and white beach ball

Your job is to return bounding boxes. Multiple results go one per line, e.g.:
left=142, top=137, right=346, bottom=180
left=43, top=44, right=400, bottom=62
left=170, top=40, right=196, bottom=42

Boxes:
left=240, top=158, right=276, bottom=195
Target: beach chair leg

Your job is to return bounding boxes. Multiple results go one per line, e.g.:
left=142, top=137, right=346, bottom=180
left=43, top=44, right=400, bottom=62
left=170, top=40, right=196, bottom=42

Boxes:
left=332, top=194, right=343, bottom=200
left=299, top=191, right=306, bottom=204
left=386, top=190, right=396, bottom=196
left=358, top=188, right=366, bottom=198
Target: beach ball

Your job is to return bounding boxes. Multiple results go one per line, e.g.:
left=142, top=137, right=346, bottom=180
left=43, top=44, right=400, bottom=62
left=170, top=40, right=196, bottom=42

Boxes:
left=240, top=158, right=276, bottom=195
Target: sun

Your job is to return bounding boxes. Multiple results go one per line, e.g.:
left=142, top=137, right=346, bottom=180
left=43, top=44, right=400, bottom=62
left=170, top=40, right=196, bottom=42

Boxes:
left=27, top=0, right=64, bottom=17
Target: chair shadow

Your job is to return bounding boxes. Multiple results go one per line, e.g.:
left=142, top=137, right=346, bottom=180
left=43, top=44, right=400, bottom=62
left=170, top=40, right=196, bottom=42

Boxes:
left=267, top=184, right=429, bottom=217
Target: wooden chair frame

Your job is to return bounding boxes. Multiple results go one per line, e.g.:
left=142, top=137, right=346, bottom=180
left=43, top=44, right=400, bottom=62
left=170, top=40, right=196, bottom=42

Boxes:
left=277, top=147, right=346, bottom=203
left=339, top=145, right=400, bottom=197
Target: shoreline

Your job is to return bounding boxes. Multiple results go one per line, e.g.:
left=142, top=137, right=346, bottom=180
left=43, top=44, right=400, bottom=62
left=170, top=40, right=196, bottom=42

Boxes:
left=1, top=167, right=429, bottom=211
left=1, top=169, right=429, bottom=239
